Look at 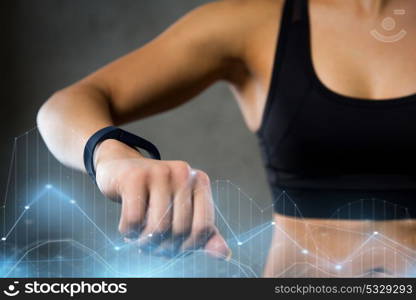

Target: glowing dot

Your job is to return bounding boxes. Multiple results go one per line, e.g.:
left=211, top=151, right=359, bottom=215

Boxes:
left=24, top=206, right=30, bottom=210
left=301, top=249, right=308, bottom=255
left=1, top=237, right=6, bottom=241
left=8, top=285, right=15, bottom=291
left=70, top=200, right=76, bottom=204
left=148, top=233, right=153, bottom=237
left=271, top=221, right=276, bottom=225
left=237, top=242, right=243, bottom=246
left=373, top=231, right=379, bottom=235
left=114, top=246, right=120, bottom=251
left=45, top=184, right=52, bottom=189
left=335, top=265, right=342, bottom=270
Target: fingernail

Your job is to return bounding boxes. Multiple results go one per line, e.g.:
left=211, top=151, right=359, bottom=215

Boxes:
left=124, top=237, right=133, bottom=243
left=225, top=248, right=232, bottom=262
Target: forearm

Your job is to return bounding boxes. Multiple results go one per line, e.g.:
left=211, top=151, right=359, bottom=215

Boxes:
left=36, top=1, right=243, bottom=173
left=37, top=83, right=116, bottom=171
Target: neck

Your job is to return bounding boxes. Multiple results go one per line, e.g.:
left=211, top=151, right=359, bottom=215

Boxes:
left=342, top=0, right=392, bottom=16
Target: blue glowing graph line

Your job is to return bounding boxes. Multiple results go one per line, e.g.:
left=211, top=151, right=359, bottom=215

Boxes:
left=3, top=243, right=257, bottom=278
left=0, top=181, right=274, bottom=277
left=277, top=191, right=369, bottom=260
left=3, top=238, right=259, bottom=278
left=239, top=223, right=273, bottom=244
left=375, top=234, right=416, bottom=262
left=4, top=239, right=121, bottom=278
left=379, top=232, right=416, bottom=255
left=0, top=127, right=279, bottom=261
left=1, top=205, right=270, bottom=277
left=2, top=185, right=117, bottom=248
left=213, top=203, right=240, bottom=243
left=272, top=261, right=395, bottom=278
left=151, top=201, right=174, bottom=234
left=2, top=183, right=278, bottom=248
left=2, top=138, right=16, bottom=208
left=5, top=181, right=416, bottom=276
left=284, top=185, right=416, bottom=267
left=3, top=127, right=416, bottom=277
left=327, top=198, right=413, bottom=220
left=139, top=249, right=257, bottom=278
left=3, top=189, right=48, bottom=239
left=215, top=179, right=277, bottom=212
left=3, top=182, right=416, bottom=277
left=271, top=221, right=350, bottom=268
left=70, top=201, right=117, bottom=247
left=339, top=233, right=378, bottom=265
left=271, top=224, right=416, bottom=274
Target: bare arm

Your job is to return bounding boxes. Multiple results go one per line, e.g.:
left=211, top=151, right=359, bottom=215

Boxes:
left=36, top=1, right=257, bottom=259
left=37, top=1, right=246, bottom=170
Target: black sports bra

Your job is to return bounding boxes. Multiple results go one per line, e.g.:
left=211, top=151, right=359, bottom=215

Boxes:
left=256, top=0, right=416, bottom=219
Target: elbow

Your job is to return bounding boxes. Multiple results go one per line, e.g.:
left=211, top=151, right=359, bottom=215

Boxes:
left=36, top=88, right=85, bottom=169
left=36, top=90, right=66, bottom=137
left=36, top=83, right=113, bottom=169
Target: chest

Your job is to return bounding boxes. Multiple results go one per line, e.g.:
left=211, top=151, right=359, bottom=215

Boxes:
left=237, top=6, right=416, bottom=132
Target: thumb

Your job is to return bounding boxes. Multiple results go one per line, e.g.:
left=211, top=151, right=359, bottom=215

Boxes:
left=204, top=228, right=232, bottom=261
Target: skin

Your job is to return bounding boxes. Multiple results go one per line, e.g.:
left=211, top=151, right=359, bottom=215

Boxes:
left=37, top=0, right=416, bottom=276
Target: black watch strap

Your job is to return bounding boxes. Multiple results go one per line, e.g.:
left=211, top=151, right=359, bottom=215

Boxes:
left=83, top=126, right=161, bottom=183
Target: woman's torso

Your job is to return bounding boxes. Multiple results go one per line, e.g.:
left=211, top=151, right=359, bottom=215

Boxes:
left=229, top=0, right=416, bottom=276
left=232, top=0, right=416, bottom=217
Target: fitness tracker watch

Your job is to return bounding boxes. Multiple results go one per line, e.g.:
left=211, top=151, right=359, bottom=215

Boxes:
left=83, top=126, right=161, bottom=184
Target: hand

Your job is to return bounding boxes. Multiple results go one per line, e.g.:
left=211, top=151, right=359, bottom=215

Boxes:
left=94, top=139, right=231, bottom=259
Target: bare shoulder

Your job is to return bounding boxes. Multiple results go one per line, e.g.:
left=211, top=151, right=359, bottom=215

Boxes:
left=209, top=0, right=285, bottom=41
left=180, top=0, right=284, bottom=83
left=215, top=0, right=284, bottom=16
left=179, top=0, right=285, bottom=60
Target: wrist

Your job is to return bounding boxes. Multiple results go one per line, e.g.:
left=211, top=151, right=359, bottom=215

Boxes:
left=93, top=139, right=143, bottom=170
left=83, top=126, right=160, bottom=183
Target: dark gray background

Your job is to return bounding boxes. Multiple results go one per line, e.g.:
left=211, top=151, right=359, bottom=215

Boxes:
left=0, top=0, right=271, bottom=217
